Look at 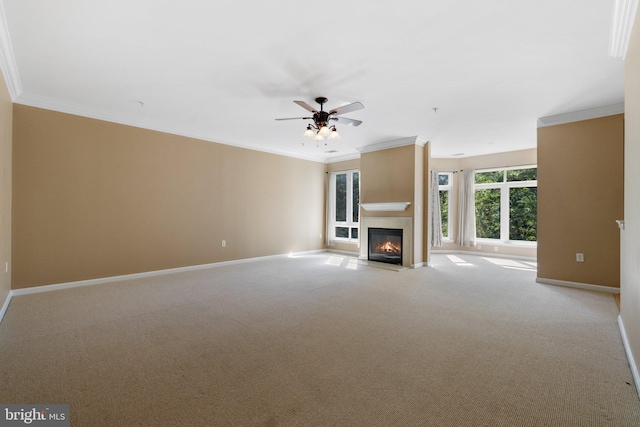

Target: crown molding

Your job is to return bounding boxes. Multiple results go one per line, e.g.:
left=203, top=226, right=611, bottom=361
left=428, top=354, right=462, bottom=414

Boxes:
left=356, top=136, right=426, bottom=154
left=15, top=93, right=330, bottom=163
left=325, top=152, right=361, bottom=164
left=609, top=0, right=639, bottom=58
left=0, top=1, right=22, bottom=100
left=537, top=103, right=625, bottom=128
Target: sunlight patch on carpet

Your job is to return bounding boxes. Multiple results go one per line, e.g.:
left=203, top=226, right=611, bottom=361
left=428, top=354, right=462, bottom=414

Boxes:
left=482, top=257, right=536, bottom=272
left=446, top=255, right=474, bottom=266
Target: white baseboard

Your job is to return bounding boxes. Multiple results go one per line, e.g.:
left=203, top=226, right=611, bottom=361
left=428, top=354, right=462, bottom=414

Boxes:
left=618, top=315, right=640, bottom=400
left=10, top=249, right=326, bottom=298
left=326, top=249, right=359, bottom=257
left=431, top=249, right=537, bottom=263
left=0, top=291, right=12, bottom=324
left=536, top=277, right=620, bottom=294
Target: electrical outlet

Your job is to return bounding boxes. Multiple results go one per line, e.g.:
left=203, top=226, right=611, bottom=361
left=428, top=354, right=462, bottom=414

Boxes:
left=576, top=253, right=584, bottom=262
left=477, top=244, right=482, bottom=250
left=221, top=240, right=226, bottom=247
left=494, top=246, right=499, bottom=252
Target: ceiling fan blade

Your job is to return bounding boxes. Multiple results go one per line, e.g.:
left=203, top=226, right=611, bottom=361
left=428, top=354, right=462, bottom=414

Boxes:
left=332, top=116, right=362, bottom=126
left=275, top=117, right=313, bottom=121
left=329, top=102, right=364, bottom=116
left=294, top=100, right=318, bottom=113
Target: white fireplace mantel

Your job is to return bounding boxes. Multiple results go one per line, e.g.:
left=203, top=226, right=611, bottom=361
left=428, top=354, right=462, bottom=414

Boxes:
left=360, top=202, right=411, bottom=212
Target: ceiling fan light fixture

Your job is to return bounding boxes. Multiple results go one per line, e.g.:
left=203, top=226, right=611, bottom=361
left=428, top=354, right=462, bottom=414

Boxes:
left=303, top=124, right=315, bottom=138
left=314, top=134, right=324, bottom=142
left=318, top=125, right=331, bottom=137
left=328, top=126, right=340, bottom=139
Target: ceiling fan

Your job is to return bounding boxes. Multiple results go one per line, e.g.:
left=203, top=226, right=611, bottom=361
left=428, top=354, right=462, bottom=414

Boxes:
left=276, top=97, right=364, bottom=143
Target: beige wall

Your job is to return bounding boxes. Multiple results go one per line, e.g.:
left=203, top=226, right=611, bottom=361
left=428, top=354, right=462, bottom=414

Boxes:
left=621, top=5, right=640, bottom=396
left=430, top=149, right=537, bottom=258
left=0, top=68, right=11, bottom=305
left=423, top=144, right=432, bottom=263
left=414, top=143, right=425, bottom=266
left=537, top=115, right=624, bottom=288
left=327, top=158, right=359, bottom=174
left=360, top=144, right=424, bottom=265
left=12, top=105, right=325, bottom=288
left=360, top=145, right=416, bottom=216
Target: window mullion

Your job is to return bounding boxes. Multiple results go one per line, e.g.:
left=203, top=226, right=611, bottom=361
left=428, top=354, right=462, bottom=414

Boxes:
left=346, top=173, right=353, bottom=225
left=500, top=185, right=509, bottom=242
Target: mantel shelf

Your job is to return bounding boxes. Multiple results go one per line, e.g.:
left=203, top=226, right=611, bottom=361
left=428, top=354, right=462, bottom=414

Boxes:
left=360, top=202, right=411, bottom=212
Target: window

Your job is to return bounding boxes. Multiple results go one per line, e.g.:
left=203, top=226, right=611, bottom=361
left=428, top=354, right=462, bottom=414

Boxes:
left=438, top=173, right=452, bottom=239
left=474, top=166, right=537, bottom=243
left=331, top=170, right=359, bottom=242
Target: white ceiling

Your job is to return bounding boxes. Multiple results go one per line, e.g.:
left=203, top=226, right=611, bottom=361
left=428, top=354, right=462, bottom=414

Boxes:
left=0, top=0, right=625, bottom=162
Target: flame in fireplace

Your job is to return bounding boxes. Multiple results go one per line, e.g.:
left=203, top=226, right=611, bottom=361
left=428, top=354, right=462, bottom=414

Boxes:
left=373, top=240, right=401, bottom=255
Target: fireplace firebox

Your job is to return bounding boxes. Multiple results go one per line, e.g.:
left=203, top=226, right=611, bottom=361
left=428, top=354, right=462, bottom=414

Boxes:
left=368, top=228, right=403, bottom=265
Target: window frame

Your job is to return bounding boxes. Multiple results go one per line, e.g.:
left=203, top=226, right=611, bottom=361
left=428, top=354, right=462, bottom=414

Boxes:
left=438, top=172, right=452, bottom=241
left=474, top=166, right=537, bottom=246
left=330, top=169, right=360, bottom=244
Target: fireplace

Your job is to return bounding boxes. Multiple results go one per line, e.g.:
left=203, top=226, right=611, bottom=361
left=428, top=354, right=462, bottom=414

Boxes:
left=368, top=228, right=403, bottom=265
left=360, top=216, right=413, bottom=268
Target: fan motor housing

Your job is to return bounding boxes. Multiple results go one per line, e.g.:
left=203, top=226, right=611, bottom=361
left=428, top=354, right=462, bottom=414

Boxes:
left=314, top=111, right=330, bottom=128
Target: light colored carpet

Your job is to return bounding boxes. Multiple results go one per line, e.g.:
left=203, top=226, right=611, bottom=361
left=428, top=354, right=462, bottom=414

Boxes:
left=0, top=253, right=638, bottom=426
